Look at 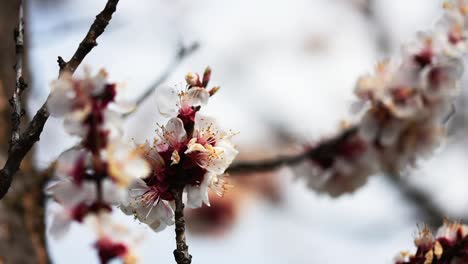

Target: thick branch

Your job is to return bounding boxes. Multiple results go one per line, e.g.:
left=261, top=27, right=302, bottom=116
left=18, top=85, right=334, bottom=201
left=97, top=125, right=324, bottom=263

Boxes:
left=0, top=0, right=121, bottom=200
left=10, top=0, right=26, bottom=145
left=172, top=187, right=192, bottom=264
left=0, top=0, right=51, bottom=262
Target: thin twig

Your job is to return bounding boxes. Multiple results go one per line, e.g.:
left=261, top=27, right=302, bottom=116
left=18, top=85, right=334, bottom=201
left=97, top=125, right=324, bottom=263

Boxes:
left=0, top=0, right=121, bottom=200
left=227, top=127, right=358, bottom=174
left=59, top=0, right=120, bottom=76
left=134, top=42, right=199, bottom=107
left=386, top=173, right=449, bottom=227
left=172, top=186, right=192, bottom=264
left=124, top=42, right=199, bottom=118
left=354, top=0, right=392, bottom=55
left=9, top=0, right=26, bottom=145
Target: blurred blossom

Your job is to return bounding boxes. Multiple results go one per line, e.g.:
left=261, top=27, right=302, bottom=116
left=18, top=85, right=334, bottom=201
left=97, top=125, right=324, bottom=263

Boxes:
left=294, top=0, right=468, bottom=197
left=47, top=69, right=149, bottom=263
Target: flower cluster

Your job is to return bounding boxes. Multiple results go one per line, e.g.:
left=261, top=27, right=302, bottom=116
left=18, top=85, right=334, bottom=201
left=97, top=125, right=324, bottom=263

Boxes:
left=297, top=0, right=468, bottom=197
left=120, top=67, right=238, bottom=231
left=394, top=221, right=468, bottom=264
left=47, top=69, right=149, bottom=263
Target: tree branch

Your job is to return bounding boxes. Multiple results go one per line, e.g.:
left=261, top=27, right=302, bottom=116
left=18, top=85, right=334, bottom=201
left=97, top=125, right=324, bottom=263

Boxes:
left=227, top=124, right=460, bottom=227
left=352, top=0, right=391, bottom=55
left=135, top=42, right=199, bottom=107
left=385, top=173, right=446, bottom=227
left=172, top=187, right=192, bottom=264
left=10, top=0, right=26, bottom=145
left=124, top=42, right=199, bottom=118
left=59, top=0, right=120, bottom=76
left=0, top=0, right=121, bottom=200
left=227, top=127, right=358, bottom=174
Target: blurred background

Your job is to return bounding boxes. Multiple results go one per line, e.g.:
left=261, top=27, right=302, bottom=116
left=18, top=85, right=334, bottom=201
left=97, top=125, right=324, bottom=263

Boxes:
left=2, top=0, right=468, bottom=263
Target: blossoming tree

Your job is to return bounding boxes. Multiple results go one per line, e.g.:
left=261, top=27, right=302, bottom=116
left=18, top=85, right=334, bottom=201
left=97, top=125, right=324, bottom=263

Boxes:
left=2, top=0, right=468, bottom=263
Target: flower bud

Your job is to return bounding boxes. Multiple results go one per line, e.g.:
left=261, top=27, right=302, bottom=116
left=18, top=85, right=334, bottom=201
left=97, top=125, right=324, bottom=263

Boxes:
left=202, top=66, right=211, bottom=87
left=185, top=72, right=200, bottom=86
left=209, top=86, right=220, bottom=96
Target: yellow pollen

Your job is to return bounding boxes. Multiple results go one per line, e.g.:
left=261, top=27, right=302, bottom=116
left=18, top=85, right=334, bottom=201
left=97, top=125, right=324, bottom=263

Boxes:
left=123, top=253, right=138, bottom=264
left=434, top=241, right=443, bottom=259
left=424, top=250, right=433, bottom=264
left=171, top=150, right=180, bottom=165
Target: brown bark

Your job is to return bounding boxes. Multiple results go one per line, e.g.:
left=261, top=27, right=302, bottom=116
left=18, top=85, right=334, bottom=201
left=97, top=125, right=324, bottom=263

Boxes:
left=0, top=1, right=50, bottom=263
left=172, top=187, right=192, bottom=264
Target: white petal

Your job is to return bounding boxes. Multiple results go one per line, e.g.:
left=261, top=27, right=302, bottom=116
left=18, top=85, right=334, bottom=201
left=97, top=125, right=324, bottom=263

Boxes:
left=49, top=210, right=72, bottom=240
left=102, top=179, right=127, bottom=205
left=185, top=185, right=203, bottom=208
left=156, top=85, right=179, bottom=117
left=129, top=177, right=149, bottom=191
left=81, top=181, right=99, bottom=204
left=90, top=69, right=108, bottom=95
left=120, top=179, right=148, bottom=210
left=194, top=113, right=218, bottom=134
left=165, top=117, right=187, bottom=144
left=135, top=203, right=152, bottom=222
left=153, top=200, right=175, bottom=226
left=48, top=180, right=88, bottom=207
left=147, top=203, right=174, bottom=231
left=185, top=175, right=210, bottom=208
left=205, top=142, right=238, bottom=174
left=185, top=87, right=209, bottom=107
left=217, top=140, right=238, bottom=165
left=119, top=203, right=135, bottom=215
left=148, top=220, right=164, bottom=232
left=48, top=79, right=74, bottom=117
left=63, top=109, right=90, bottom=137
left=126, top=156, right=150, bottom=180
left=103, top=110, right=123, bottom=140
left=145, top=147, right=165, bottom=171
left=55, top=148, right=86, bottom=179
left=107, top=142, right=150, bottom=185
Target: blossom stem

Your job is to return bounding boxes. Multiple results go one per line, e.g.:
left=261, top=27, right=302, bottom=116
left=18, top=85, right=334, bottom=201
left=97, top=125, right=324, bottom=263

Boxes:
left=172, top=186, right=192, bottom=264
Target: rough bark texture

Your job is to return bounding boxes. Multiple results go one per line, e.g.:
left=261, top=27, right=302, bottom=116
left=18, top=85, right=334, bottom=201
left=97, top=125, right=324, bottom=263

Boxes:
left=0, top=1, right=50, bottom=263
left=173, top=187, right=192, bottom=264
